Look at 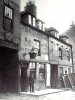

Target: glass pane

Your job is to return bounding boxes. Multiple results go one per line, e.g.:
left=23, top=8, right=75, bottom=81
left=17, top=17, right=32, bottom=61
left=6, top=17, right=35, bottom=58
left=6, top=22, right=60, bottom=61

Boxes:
left=33, top=17, right=35, bottom=26
left=39, top=64, right=45, bottom=80
left=5, top=6, right=12, bottom=19
left=29, top=15, right=31, bottom=24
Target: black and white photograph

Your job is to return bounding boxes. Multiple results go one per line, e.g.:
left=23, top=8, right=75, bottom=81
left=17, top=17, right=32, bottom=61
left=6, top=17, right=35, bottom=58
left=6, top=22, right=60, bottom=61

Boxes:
left=0, top=0, right=75, bottom=100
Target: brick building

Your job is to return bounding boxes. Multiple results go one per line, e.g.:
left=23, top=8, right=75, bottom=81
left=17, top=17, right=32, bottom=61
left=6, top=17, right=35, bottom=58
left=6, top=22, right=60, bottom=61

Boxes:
left=0, top=0, right=20, bottom=92
left=19, top=1, right=73, bottom=92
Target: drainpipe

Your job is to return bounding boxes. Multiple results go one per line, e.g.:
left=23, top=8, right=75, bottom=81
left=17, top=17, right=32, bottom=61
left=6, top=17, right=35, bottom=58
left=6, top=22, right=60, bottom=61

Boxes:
left=71, top=46, right=74, bottom=73
left=48, top=36, right=50, bottom=61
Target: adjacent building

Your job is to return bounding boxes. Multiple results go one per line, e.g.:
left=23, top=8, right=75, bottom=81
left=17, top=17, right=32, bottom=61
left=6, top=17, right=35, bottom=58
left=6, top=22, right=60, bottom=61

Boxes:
left=0, top=0, right=20, bottom=92
left=63, top=22, right=75, bottom=73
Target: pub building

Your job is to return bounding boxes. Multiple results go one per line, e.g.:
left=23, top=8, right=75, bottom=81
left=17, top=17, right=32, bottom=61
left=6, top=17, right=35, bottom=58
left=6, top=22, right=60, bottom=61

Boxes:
left=19, top=1, right=73, bottom=92
left=0, top=0, right=73, bottom=93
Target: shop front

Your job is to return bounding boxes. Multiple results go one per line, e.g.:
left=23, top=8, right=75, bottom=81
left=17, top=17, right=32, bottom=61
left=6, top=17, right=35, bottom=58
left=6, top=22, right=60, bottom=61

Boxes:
left=20, top=61, right=51, bottom=92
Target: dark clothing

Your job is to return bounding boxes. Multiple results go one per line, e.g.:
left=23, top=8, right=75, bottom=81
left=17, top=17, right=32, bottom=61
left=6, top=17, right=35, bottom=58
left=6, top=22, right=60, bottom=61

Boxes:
left=29, top=76, right=34, bottom=92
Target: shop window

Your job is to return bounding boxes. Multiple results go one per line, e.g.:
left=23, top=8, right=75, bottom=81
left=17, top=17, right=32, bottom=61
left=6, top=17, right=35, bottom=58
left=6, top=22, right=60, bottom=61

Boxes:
left=39, top=64, right=45, bottom=80
left=34, top=39, right=41, bottom=56
left=4, top=5, right=13, bottom=31
left=30, top=62, right=36, bottom=79
left=66, top=50, right=70, bottom=61
left=59, top=48, right=62, bottom=60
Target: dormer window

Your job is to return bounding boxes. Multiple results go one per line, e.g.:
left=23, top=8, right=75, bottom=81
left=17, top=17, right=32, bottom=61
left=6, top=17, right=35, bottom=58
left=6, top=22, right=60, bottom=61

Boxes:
left=4, top=5, right=13, bottom=31
left=43, top=24, right=45, bottom=31
left=28, top=15, right=36, bottom=27
left=33, top=17, right=35, bottom=27
left=39, top=21, right=42, bottom=29
left=28, top=15, right=32, bottom=25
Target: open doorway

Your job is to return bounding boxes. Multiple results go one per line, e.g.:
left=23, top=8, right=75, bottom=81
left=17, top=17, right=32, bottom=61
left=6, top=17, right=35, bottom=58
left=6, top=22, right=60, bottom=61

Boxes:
left=0, top=47, right=18, bottom=92
left=51, top=64, right=58, bottom=88
left=21, top=67, right=29, bottom=92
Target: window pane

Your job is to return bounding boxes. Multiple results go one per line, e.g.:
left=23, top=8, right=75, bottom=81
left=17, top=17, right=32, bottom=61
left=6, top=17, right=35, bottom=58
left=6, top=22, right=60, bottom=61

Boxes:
left=4, top=6, right=13, bottom=31
left=33, top=17, right=35, bottom=26
left=66, top=51, right=70, bottom=61
left=39, top=64, right=45, bottom=80
left=34, top=40, right=40, bottom=55
left=29, top=15, right=31, bottom=25
left=5, top=6, right=12, bottom=19
left=59, top=48, right=62, bottom=60
left=34, top=40, right=40, bottom=49
left=30, top=62, right=36, bottom=79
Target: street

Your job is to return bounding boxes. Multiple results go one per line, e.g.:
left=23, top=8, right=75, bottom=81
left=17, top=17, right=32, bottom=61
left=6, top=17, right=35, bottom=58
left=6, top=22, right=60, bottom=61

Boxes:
left=0, top=89, right=75, bottom=100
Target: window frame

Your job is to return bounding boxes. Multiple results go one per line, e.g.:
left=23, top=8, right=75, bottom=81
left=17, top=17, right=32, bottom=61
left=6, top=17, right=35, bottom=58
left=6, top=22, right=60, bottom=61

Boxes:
left=3, top=4, right=14, bottom=32
left=30, top=62, right=36, bottom=79
left=66, top=50, right=70, bottom=61
left=34, top=39, right=41, bottom=56
left=39, top=63, right=45, bottom=80
left=59, top=48, right=62, bottom=60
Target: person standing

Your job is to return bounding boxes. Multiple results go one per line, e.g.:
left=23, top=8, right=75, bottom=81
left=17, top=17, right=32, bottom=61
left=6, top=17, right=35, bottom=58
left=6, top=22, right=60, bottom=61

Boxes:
left=29, top=74, right=34, bottom=92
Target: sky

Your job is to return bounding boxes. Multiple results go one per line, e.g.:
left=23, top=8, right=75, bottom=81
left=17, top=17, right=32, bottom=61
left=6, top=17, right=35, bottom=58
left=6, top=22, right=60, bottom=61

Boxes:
left=21, top=0, right=75, bottom=34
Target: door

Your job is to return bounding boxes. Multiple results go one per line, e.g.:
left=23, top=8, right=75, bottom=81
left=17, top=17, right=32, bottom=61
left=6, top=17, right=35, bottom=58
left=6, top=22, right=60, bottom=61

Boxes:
left=51, top=64, right=58, bottom=88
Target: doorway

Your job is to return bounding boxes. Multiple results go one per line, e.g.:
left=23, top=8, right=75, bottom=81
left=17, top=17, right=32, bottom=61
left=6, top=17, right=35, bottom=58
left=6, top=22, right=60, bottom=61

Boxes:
left=21, top=67, right=29, bottom=92
left=51, top=64, right=58, bottom=88
left=0, top=47, right=18, bottom=92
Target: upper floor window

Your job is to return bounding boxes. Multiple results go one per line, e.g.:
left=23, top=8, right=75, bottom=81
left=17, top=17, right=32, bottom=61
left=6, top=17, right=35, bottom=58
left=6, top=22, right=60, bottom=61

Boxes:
left=28, top=15, right=32, bottom=25
left=4, top=5, right=13, bottom=31
left=28, top=15, right=36, bottom=27
left=50, top=41, right=54, bottom=51
left=66, top=50, right=70, bottom=61
left=39, top=21, right=42, bottom=29
left=34, top=39, right=41, bottom=56
left=33, top=17, right=35, bottom=27
left=59, top=48, right=62, bottom=60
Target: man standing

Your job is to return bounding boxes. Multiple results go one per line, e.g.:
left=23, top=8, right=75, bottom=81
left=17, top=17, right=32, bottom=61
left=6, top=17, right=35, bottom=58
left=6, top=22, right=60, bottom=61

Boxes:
left=29, top=74, right=34, bottom=92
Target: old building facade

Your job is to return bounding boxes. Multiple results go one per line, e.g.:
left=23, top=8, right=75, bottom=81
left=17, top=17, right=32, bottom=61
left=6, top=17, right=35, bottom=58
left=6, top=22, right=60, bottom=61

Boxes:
left=0, top=0, right=73, bottom=93
left=0, top=0, right=20, bottom=92
left=63, top=22, right=75, bottom=73
left=19, top=1, right=73, bottom=92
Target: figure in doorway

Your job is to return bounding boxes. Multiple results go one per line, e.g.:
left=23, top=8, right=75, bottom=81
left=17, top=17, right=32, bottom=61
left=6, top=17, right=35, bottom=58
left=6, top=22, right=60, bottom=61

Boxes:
left=29, top=74, right=34, bottom=92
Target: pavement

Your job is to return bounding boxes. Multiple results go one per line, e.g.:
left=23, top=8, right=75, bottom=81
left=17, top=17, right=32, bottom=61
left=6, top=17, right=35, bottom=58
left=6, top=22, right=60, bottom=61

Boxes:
left=0, top=88, right=75, bottom=100
left=21, top=88, right=68, bottom=95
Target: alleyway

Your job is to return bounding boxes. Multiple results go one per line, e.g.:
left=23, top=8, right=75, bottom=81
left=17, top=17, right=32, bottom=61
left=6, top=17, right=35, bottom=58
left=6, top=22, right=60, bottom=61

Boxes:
left=0, top=88, right=75, bottom=100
